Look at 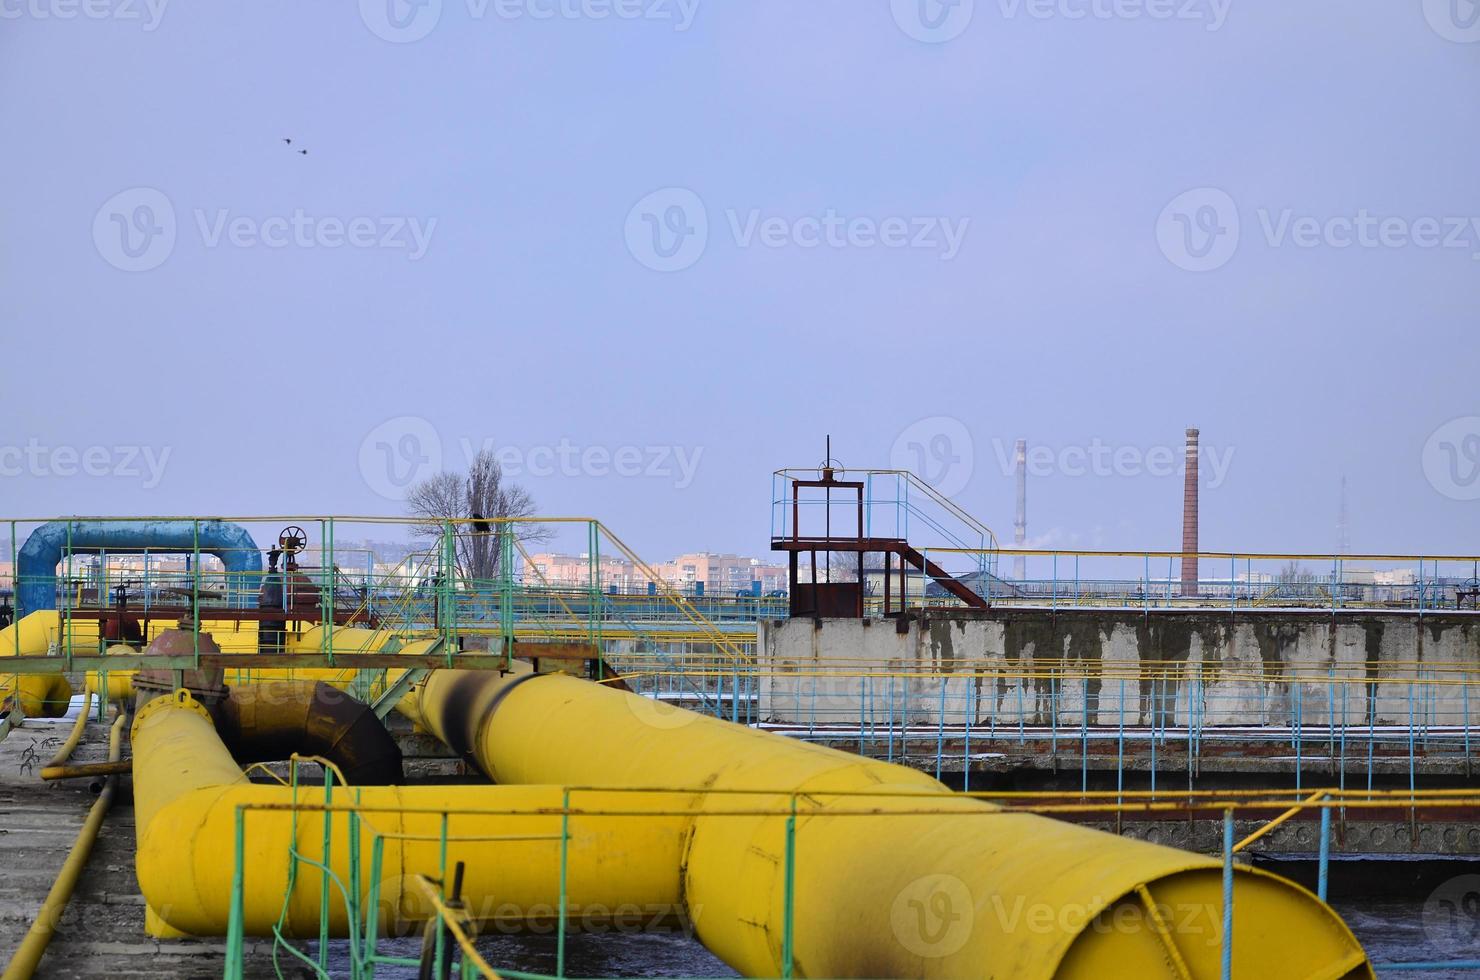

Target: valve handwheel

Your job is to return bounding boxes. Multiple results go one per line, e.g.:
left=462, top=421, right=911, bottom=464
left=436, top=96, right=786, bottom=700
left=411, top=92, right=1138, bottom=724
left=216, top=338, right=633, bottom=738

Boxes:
left=278, top=525, right=308, bottom=554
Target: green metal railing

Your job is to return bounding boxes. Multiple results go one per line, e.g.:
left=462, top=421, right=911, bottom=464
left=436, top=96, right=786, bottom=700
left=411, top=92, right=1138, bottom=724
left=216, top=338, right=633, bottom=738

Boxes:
left=2, top=516, right=752, bottom=677
left=222, top=773, right=1480, bottom=979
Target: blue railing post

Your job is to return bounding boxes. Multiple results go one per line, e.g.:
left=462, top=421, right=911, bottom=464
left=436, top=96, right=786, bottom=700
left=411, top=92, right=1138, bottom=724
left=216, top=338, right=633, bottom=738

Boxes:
left=1221, top=808, right=1235, bottom=980
left=1318, top=793, right=1331, bottom=902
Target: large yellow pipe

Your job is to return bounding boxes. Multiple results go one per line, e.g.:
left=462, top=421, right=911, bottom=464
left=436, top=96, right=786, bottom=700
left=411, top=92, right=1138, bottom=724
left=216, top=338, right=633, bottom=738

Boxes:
left=413, top=670, right=1371, bottom=980
left=129, top=690, right=687, bottom=938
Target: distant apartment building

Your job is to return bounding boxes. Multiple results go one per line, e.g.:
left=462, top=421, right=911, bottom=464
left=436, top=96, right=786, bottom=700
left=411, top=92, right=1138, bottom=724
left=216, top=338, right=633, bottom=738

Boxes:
left=659, top=553, right=789, bottom=593
left=522, top=553, right=644, bottom=590
left=522, top=551, right=788, bottom=593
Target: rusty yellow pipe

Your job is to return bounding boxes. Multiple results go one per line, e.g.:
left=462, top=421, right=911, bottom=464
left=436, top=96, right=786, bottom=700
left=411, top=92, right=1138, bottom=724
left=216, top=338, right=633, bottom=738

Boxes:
left=0, top=708, right=126, bottom=980
left=412, top=670, right=1371, bottom=980
left=0, top=613, right=380, bottom=722
left=215, top=679, right=403, bottom=784
left=130, top=689, right=687, bottom=939
left=39, top=758, right=132, bottom=782
left=77, top=625, right=406, bottom=703
left=1, top=614, right=405, bottom=721
left=43, top=690, right=93, bottom=769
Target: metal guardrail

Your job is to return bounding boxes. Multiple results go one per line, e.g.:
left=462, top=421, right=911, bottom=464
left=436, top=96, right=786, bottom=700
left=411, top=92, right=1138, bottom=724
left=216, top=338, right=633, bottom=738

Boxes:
left=921, top=546, right=1480, bottom=613
left=225, top=761, right=1480, bottom=980
left=0, top=516, right=754, bottom=674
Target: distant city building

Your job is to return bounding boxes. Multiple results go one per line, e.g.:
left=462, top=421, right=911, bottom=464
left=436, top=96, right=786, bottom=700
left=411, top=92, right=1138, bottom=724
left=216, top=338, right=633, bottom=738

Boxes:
left=661, top=553, right=788, bottom=593
left=522, top=553, right=644, bottom=590
left=522, top=551, right=788, bottom=593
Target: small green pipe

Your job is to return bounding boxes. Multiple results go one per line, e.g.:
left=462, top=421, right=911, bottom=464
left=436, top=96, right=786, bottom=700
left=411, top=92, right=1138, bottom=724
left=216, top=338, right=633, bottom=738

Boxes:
left=364, top=834, right=385, bottom=979
left=225, top=805, right=246, bottom=980
left=558, top=788, right=570, bottom=978
left=318, top=766, right=332, bottom=972
left=782, top=795, right=797, bottom=980
left=435, top=812, right=448, bottom=978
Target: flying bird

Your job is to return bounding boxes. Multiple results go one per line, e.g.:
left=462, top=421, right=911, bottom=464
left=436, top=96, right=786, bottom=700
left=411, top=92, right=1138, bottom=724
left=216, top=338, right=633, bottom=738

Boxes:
left=298, top=149, right=308, bottom=155
left=282, top=138, right=292, bottom=144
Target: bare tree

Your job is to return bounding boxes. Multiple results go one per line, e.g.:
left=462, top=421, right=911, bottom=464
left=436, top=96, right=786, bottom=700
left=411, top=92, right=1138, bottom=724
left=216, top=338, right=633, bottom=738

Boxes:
left=1277, top=560, right=1312, bottom=584
left=406, top=450, right=550, bottom=583
left=825, top=550, right=886, bottom=585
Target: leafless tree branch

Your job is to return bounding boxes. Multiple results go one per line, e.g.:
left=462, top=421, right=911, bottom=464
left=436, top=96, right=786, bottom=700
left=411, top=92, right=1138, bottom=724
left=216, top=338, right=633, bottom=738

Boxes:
left=405, top=450, right=552, bottom=583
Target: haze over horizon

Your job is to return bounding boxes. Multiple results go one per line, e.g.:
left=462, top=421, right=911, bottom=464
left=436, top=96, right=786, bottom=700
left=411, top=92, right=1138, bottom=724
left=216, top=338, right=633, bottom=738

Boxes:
left=4, top=0, right=1479, bottom=562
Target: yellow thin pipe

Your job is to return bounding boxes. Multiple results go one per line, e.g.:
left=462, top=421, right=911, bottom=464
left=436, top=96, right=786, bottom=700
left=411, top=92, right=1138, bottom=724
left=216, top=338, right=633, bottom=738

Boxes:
left=1233, top=791, right=1327, bottom=853
left=39, top=759, right=131, bottom=781
left=0, top=708, right=126, bottom=980
left=1134, top=883, right=1193, bottom=980
left=411, top=875, right=503, bottom=979
left=45, top=690, right=92, bottom=769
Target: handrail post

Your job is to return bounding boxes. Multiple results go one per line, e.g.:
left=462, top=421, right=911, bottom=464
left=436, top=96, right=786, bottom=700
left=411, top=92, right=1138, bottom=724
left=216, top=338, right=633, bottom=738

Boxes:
left=191, top=519, right=200, bottom=669
left=318, top=766, right=332, bottom=973
left=782, top=794, right=797, bottom=980
left=558, top=787, right=570, bottom=978
left=435, top=812, right=448, bottom=978
left=1317, top=793, right=1331, bottom=902
left=365, top=834, right=385, bottom=976
left=226, top=805, right=246, bottom=980
left=325, top=517, right=336, bottom=663
left=1221, top=807, right=1235, bottom=980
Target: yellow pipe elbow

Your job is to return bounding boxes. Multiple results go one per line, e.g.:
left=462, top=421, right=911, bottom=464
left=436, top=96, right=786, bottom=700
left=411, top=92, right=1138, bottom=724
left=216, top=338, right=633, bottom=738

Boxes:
left=0, top=612, right=73, bottom=718
left=129, top=690, right=685, bottom=939
left=0, top=673, right=72, bottom=719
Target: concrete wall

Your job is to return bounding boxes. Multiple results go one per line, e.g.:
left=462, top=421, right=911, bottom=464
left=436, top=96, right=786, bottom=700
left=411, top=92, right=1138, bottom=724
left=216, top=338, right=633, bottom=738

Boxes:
left=757, top=609, right=1480, bottom=728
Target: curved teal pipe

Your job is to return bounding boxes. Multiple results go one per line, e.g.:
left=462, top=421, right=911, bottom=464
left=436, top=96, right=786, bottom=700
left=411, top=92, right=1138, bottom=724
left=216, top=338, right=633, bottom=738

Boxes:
left=17, top=520, right=263, bottom=616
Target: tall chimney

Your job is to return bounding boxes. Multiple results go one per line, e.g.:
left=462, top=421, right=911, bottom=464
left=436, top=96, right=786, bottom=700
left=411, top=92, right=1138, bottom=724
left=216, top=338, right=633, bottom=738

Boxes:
left=1014, top=439, right=1027, bottom=580
left=1180, top=427, right=1199, bottom=597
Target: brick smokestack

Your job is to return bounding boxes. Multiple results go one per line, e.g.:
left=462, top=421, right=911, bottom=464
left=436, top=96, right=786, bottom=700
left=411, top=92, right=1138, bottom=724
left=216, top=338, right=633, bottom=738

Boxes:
left=1180, top=427, right=1199, bottom=597
left=1014, top=439, right=1027, bottom=580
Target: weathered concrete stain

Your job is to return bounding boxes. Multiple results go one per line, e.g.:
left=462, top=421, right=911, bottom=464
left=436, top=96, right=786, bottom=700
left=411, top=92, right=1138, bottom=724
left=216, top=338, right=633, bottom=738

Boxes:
left=759, top=608, right=1480, bottom=728
left=926, top=618, right=957, bottom=670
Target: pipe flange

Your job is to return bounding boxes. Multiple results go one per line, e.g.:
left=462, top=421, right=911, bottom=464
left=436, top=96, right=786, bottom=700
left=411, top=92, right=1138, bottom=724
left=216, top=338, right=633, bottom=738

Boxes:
left=132, top=687, right=213, bottom=741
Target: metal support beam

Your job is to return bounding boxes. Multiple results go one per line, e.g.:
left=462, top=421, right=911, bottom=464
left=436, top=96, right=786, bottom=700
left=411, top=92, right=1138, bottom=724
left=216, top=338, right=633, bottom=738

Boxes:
left=370, top=646, right=437, bottom=720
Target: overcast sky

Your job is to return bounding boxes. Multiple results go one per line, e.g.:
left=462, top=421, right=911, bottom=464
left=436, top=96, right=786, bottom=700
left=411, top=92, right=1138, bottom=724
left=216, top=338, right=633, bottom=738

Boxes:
left=2, top=0, right=1478, bottom=563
